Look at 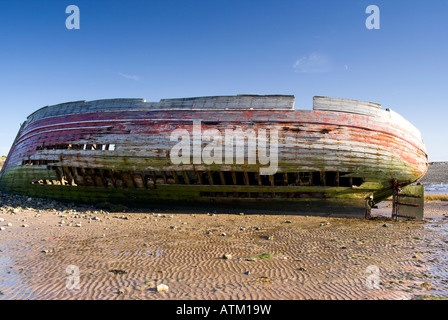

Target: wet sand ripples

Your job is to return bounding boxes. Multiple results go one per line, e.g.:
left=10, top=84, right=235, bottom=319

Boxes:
left=1, top=206, right=447, bottom=300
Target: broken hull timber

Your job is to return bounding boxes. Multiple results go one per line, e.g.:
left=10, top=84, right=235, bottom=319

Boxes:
left=0, top=95, right=428, bottom=218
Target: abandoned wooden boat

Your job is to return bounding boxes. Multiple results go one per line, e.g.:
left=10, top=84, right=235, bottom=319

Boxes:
left=0, top=95, right=428, bottom=218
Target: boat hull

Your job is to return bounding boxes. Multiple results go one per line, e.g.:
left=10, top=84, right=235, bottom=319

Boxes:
left=0, top=96, right=428, bottom=217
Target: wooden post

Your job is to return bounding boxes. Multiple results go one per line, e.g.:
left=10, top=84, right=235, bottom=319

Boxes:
left=392, top=179, right=399, bottom=220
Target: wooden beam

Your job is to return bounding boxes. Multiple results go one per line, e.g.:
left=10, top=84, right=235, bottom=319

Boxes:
left=321, top=172, right=326, bottom=187
left=231, top=171, right=237, bottom=185
left=207, top=171, right=214, bottom=185
left=269, top=175, right=275, bottom=186
left=183, top=171, right=190, bottom=185
left=98, top=169, right=108, bottom=187
left=219, top=171, right=226, bottom=185
left=243, top=171, right=250, bottom=186
left=194, top=170, right=203, bottom=185
left=161, top=171, right=167, bottom=184
left=171, top=171, right=178, bottom=184
left=255, top=172, right=263, bottom=198
left=219, top=172, right=227, bottom=196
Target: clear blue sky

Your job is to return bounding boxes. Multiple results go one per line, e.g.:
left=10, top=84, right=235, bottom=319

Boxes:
left=1, top=0, right=447, bottom=160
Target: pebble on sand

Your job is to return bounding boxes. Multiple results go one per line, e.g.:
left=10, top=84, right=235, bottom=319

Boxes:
left=157, top=283, right=169, bottom=293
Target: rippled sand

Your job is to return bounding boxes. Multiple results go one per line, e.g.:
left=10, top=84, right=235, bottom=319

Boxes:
left=1, top=201, right=448, bottom=300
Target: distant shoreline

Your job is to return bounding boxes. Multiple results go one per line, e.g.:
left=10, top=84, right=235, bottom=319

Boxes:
left=419, top=161, right=448, bottom=185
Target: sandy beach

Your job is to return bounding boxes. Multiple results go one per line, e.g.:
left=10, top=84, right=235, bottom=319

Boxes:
left=1, top=194, right=447, bottom=300
left=1, top=160, right=448, bottom=300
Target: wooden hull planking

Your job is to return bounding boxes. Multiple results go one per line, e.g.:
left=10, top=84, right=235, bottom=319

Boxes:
left=0, top=95, right=428, bottom=217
